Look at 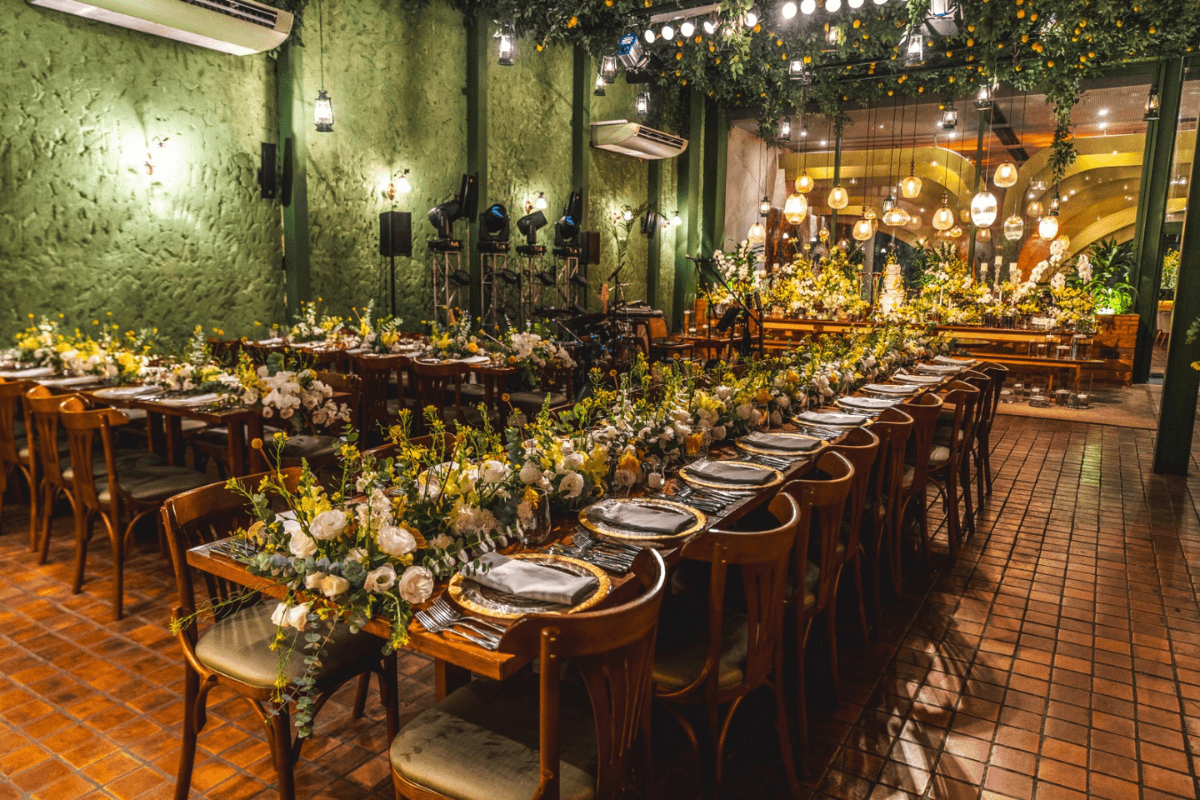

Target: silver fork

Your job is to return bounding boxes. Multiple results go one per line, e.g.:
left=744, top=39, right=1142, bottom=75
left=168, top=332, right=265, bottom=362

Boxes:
left=430, top=596, right=508, bottom=635
left=416, top=601, right=503, bottom=649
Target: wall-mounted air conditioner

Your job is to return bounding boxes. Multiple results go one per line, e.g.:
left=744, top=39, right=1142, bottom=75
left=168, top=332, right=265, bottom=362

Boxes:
left=591, top=121, right=688, bottom=160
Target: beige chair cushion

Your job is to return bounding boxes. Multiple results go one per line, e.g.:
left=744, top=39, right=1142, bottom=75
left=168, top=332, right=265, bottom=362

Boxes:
left=653, top=602, right=748, bottom=691
left=62, top=449, right=163, bottom=482
left=901, top=464, right=915, bottom=491
left=389, top=672, right=597, bottom=800
left=98, top=465, right=209, bottom=503
left=509, top=391, right=569, bottom=410
left=194, top=602, right=380, bottom=689
left=929, top=445, right=950, bottom=469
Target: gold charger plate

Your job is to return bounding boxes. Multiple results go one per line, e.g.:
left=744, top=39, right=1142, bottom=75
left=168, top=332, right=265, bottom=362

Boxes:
left=679, top=460, right=782, bottom=491
left=448, top=553, right=610, bottom=619
left=735, top=432, right=826, bottom=458
left=577, top=497, right=706, bottom=544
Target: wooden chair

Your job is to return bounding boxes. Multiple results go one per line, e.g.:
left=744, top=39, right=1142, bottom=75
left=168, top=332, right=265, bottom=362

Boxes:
left=779, top=450, right=854, bottom=767
left=646, top=316, right=694, bottom=362
left=162, top=471, right=398, bottom=800
left=59, top=396, right=209, bottom=619
left=928, top=381, right=980, bottom=559
left=355, top=354, right=408, bottom=445
left=897, top=392, right=944, bottom=570
left=0, top=379, right=36, bottom=544
left=863, top=407, right=913, bottom=629
left=827, top=427, right=880, bottom=647
left=952, top=369, right=992, bottom=535
left=974, top=362, right=1008, bottom=498
left=390, top=549, right=667, bottom=800
left=653, top=493, right=803, bottom=798
left=25, top=387, right=79, bottom=564
left=409, top=360, right=487, bottom=434
left=508, top=363, right=573, bottom=422
left=277, top=371, right=361, bottom=473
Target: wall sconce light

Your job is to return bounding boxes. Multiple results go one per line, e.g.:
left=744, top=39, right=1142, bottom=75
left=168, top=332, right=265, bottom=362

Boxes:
left=524, top=192, right=549, bottom=214
left=387, top=169, right=412, bottom=201
left=145, top=136, right=169, bottom=176
left=1144, top=84, right=1161, bottom=121
left=314, top=90, right=334, bottom=132
left=669, top=212, right=683, bottom=226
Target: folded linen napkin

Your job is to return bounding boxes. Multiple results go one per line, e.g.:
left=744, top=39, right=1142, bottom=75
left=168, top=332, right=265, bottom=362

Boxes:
left=741, top=432, right=821, bottom=453
left=256, top=338, right=284, bottom=346
left=688, top=460, right=774, bottom=485
left=863, top=383, right=919, bottom=394
left=793, top=410, right=868, bottom=426
left=39, top=375, right=101, bottom=388
left=157, top=392, right=222, bottom=407
left=838, top=396, right=897, bottom=410
left=933, top=355, right=976, bottom=365
left=453, top=355, right=491, bottom=365
left=914, top=364, right=961, bottom=374
left=93, top=385, right=161, bottom=399
left=589, top=502, right=696, bottom=534
left=891, top=373, right=943, bottom=384
left=0, top=366, right=56, bottom=379
left=473, top=552, right=599, bottom=605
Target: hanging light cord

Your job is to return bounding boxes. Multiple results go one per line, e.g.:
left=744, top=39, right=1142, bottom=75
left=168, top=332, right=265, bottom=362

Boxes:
left=318, top=0, right=326, bottom=89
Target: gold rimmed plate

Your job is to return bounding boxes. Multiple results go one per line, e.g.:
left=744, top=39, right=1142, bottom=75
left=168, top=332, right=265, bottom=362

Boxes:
left=448, top=553, right=610, bottom=619
left=735, top=432, right=826, bottom=458
left=578, top=497, right=706, bottom=544
left=679, top=460, right=782, bottom=491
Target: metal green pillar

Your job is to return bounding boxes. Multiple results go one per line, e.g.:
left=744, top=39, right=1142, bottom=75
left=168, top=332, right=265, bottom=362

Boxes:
left=646, top=160, right=662, bottom=310
left=572, top=47, right=591, bottom=225
left=1153, top=120, right=1200, bottom=475
left=701, top=98, right=727, bottom=254
left=966, top=107, right=987, bottom=276
left=277, top=41, right=310, bottom=322
left=1132, top=58, right=1185, bottom=383
left=831, top=127, right=842, bottom=234
left=672, top=91, right=704, bottom=330
left=465, top=19, right=488, bottom=319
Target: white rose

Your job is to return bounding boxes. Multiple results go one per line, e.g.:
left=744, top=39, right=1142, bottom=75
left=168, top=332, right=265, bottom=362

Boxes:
left=480, top=459, right=509, bottom=484
left=736, top=403, right=753, bottom=420
left=378, top=525, right=417, bottom=557
left=519, top=461, right=543, bottom=485
left=318, top=574, right=351, bottom=598
left=563, top=452, right=585, bottom=470
left=398, top=566, right=434, bottom=604
left=270, top=602, right=288, bottom=627
left=712, top=425, right=727, bottom=441
left=304, top=571, right=327, bottom=590
left=364, top=564, right=396, bottom=593
left=272, top=602, right=311, bottom=631
left=310, top=509, right=348, bottom=541
left=559, top=471, right=584, bottom=499
left=289, top=528, right=317, bottom=559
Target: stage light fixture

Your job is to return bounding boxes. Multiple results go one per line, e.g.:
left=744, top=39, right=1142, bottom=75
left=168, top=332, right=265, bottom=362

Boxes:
left=782, top=1, right=797, bottom=18
left=848, top=0, right=864, bottom=8
left=703, top=17, right=718, bottom=34
left=661, top=23, right=675, bottom=40
left=826, top=0, right=842, bottom=12
left=801, top=0, right=816, bottom=13
left=516, top=210, right=548, bottom=247
left=617, top=32, right=648, bottom=69
left=427, top=173, right=477, bottom=240
left=680, top=19, right=695, bottom=36
left=744, top=9, right=758, bottom=26
left=644, top=28, right=656, bottom=42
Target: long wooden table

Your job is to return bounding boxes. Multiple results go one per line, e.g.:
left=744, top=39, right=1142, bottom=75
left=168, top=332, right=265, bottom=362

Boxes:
left=183, top=365, right=964, bottom=700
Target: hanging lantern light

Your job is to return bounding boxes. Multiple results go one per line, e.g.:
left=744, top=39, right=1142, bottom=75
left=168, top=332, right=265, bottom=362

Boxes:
left=635, top=92, right=650, bottom=118
left=1038, top=213, right=1059, bottom=240
left=1026, top=199, right=1044, bottom=218
left=1144, top=84, right=1161, bottom=121
left=795, top=171, right=815, bottom=193
left=882, top=194, right=896, bottom=213
left=970, top=190, right=998, bottom=227
left=594, top=73, right=606, bottom=96
left=940, top=103, right=959, bottom=131
left=314, top=90, right=334, bottom=132
left=932, top=196, right=955, bottom=231
left=852, top=216, right=875, bottom=241
left=1003, top=214, right=1025, bottom=241
left=960, top=207, right=972, bottom=223
left=974, top=83, right=993, bottom=111
left=904, top=27, right=923, bottom=65
left=993, top=161, right=1019, bottom=188
left=788, top=60, right=812, bottom=84
left=906, top=213, right=923, bottom=231
left=883, top=206, right=911, bottom=227
left=783, top=192, right=808, bottom=224
left=600, top=56, right=618, bottom=83
left=498, top=31, right=516, bottom=66
left=828, top=185, right=850, bottom=210
left=900, top=173, right=923, bottom=199
left=863, top=205, right=879, bottom=232
left=759, top=195, right=772, bottom=215
left=748, top=221, right=767, bottom=244
left=779, top=118, right=792, bottom=141
left=946, top=225, right=963, bottom=238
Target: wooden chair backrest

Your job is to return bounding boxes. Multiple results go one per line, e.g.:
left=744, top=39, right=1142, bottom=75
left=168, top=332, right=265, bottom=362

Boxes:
left=0, top=379, right=31, bottom=467
left=937, top=380, right=980, bottom=471
left=161, top=468, right=303, bottom=639
left=828, top=427, right=879, bottom=561
left=976, top=362, right=1009, bottom=432
left=499, top=549, right=668, bottom=800
left=409, top=360, right=466, bottom=429
left=869, top=407, right=914, bottom=522
left=58, top=396, right=129, bottom=513
left=780, top=451, right=854, bottom=615
left=898, top=392, right=943, bottom=493
left=354, top=355, right=407, bottom=440
left=647, top=316, right=669, bottom=341
left=25, top=386, right=71, bottom=487
left=669, top=492, right=799, bottom=696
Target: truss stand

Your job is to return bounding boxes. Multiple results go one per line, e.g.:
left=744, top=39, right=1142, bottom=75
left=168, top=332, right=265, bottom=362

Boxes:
left=479, top=239, right=514, bottom=330
left=552, top=243, right=587, bottom=313
left=515, top=243, right=547, bottom=325
left=428, top=238, right=464, bottom=324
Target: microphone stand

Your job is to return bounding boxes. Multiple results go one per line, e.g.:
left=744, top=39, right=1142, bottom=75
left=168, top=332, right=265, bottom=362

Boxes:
left=689, top=256, right=763, bottom=359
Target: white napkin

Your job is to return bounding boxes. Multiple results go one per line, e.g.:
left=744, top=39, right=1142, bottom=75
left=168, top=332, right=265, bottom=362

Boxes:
left=93, top=385, right=161, bottom=399
left=838, top=396, right=897, bottom=410
left=915, top=364, right=961, bottom=374
left=793, top=410, right=868, bottom=426
left=891, top=373, right=943, bottom=385
left=933, top=355, right=976, bottom=365
left=0, top=366, right=56, bottom=379
left=454, top=355, right=491, bottom=365
left=863, top=383, right=920, bottom=394
left=157, top=392, right=222, bottom=407
left=473, top=553, right=599, bottom=605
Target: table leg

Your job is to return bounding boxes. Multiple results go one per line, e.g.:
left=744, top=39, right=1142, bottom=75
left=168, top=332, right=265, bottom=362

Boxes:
left=163, top=416, right=185, bottom=466
left=434, top=660, right=471, bottom=701
left=227, top=419, right=247, bottom=478
left=146, top=411, right=165, bottom=460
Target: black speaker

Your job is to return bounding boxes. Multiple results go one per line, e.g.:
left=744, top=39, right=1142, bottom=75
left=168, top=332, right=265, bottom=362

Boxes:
left=379, top=211, right=412, bottom=257
left=281, top=138, right=294, bottom=207
left=581, top=230, right=601, bottom=264
left=258, top=142, right=277, bottom=199
left=458, top=173, right=479, bottom=220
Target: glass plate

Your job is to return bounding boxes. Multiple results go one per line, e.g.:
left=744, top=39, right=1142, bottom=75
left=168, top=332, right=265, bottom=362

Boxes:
left=578, top=497, right=706, bottom=543
left=448, top=553, right=610, bottom=619
left=92, top=385, right=162, bottom=400
left=679, top=460, right=782, bottom=491
left=735, top=432, right=825, bottom=458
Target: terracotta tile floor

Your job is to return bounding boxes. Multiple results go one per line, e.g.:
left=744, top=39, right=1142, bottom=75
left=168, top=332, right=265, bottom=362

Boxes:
left=2, top=413, right=1200, bottom=799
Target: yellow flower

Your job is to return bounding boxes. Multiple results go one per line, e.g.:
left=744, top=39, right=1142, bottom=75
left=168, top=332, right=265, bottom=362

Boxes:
left=251, top=438, right=264, bottom=451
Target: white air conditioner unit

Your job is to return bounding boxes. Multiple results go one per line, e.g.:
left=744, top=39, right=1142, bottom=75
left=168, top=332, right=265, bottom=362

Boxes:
left=591, top=121, right=688, bottom=160
left=28, top=0, right=293, bottom=56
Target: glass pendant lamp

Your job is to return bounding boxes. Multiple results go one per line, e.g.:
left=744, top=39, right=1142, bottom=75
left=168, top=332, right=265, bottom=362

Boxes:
left=783, top=192, right=808, bottom=224
left=970, top=190, right=998, bottom=227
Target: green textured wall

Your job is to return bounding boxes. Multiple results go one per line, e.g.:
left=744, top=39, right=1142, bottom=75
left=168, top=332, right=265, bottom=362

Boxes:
left=0, top=0, right=684, bottom=342
left=0, top=0, right=284, bottom=343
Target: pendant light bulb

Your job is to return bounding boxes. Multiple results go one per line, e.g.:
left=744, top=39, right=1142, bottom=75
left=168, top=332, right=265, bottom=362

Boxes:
left=882, top=194, right=896, bottom=213
left=748, top=221, right=767, bottom=244
left=932, top=196, right=955, bottom=231
left=1038, top=214, right=1059, bottom=240
left=977, top=227, right=992, bottom=242
left=783, top=192, right=808, bottom=224
left=993, top=162, right=1019, bottom=188
left=795, top=171, right=815, bottom=193
left=828, top=185, right=849, bottom=210
left=1026, top=199, right=1044, bottom=218
left=900, top=173, right=923, bottom=199
left=1003, top=214, right=1025, bottom=241
left=852, top=217, right=875, bottom=241
left=970, top=190, right=998, bottom=227
left=882, top=206, right=910, bottom=227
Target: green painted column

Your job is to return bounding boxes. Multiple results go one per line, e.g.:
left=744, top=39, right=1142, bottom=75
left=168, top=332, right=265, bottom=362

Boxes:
left=465, top=19, right=488, bottom=319
left=646, top=160, right=662, bottom=309
left=277, top=41, right=311, bottom=322
left=966, top=107, right=987, bottom=276
left=831, top=128, right=842, bottom=234
left=701, top=99, right=727, bottom=254
left=572, top=47, right=591, bottom=225
left=1152, top=123, right=1200, bottom=475
left=1132, top=58, right=1185, bottom=383
left=672, top=91, right=704, bottom=330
